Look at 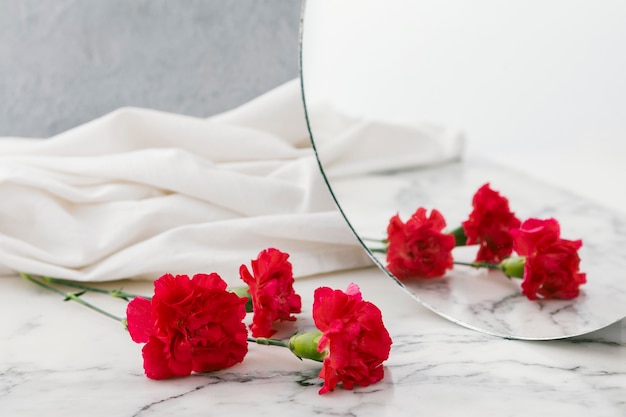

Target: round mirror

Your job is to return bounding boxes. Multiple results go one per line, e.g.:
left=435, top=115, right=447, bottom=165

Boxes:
left=300, top=0, right=626, bottom=339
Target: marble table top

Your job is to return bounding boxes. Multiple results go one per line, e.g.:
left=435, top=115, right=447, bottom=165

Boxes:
left=1, top=266, right=624, bottom=416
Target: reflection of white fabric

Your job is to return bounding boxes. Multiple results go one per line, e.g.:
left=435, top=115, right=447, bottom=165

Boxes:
left=0, top=78, right=462, bottom=284
left=307, top=102, right=465, bottom=178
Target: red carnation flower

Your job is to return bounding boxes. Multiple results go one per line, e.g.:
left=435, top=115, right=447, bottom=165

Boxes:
left=313, top=283, right=392, bottom=394
left=239, top=248, right=302, bottom=338
left=386, top=207, right=455, bottom=279
left=510, top=218, right=586, bottom=300
left=462, top=183, right=521, bottom=263
left=126, top=273, right=248, bottom=379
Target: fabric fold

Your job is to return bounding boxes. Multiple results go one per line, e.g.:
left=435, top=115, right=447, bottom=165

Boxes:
left=0, top=78, right=463, bottom=285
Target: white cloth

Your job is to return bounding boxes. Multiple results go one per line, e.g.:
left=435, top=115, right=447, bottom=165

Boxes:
left=0, top=79, right=463, bottom=284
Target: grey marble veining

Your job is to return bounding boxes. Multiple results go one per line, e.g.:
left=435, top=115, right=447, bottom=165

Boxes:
left=0, top=268, right=624, bottom=416
left=333, top=159, right=626, bottom=339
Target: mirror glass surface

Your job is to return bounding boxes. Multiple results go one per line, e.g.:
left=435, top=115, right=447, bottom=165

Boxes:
left=300, top=0, right=626, bottom=339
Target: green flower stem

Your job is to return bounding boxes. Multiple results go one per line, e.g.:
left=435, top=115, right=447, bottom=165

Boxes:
left=248, top=331, right=326, bottom=363
left=247, top=337, right=289, bottom=348
left=360, top=236, right=387, bottom=244
left=453, top=260, right=502, bottom=270
left=361, top=237, right=388, bottom=255
left=231, top=286, right=253, bottom=312
left=21, top=273, right=124, bottom=323
left=369, top=248, right=387, bottom=254
left=41, top=276, right=146, bottom=301
left=454, top=257, right=526, bottom=279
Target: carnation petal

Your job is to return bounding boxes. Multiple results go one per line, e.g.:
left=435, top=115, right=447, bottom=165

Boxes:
left=192, top=272, right=228, bottom=291
left=126, top=297, right=153, bottom=343
left=345, top=282, right=362, bottom=299
left=141, top=337, right=179, bottom=380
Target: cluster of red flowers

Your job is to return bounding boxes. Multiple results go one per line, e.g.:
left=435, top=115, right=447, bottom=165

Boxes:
left=126, top=248, right=392, bottom=395
left=384, top=183, right=586, bottom=300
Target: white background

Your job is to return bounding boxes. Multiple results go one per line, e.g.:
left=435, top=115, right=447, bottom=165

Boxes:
left=302, top=0, right=626, bottom=211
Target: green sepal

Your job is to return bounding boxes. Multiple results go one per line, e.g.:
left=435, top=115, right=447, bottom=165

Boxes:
left=500, top=256, right=526, bottom=279
left=231, top=286, right=253, bottom=312
left=287, top=331, right=326, bottom=362
left=449, top=225, right=468, bottom=246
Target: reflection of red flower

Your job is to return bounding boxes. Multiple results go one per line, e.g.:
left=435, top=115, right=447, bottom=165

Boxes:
left=313, top=283, right=392, bottom=394
left=126, top=273, right=248, bottom=379
left=462, top=183, right=521, bottom=263
left=386, top=208, right=455, bottom=279
left=239, top=248, right=302, bottom=337
left=511, top=218, right=586, bottom=300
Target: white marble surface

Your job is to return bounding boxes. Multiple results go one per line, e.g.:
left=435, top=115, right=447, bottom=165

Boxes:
left=1, top=266, right=624, bottom=416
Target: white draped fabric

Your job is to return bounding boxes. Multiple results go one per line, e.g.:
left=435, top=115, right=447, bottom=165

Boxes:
left=0, top=79, right=462, bottom=284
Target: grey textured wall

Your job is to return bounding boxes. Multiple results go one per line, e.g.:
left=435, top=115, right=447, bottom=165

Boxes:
left=0, top=0, right=302, bottom=137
